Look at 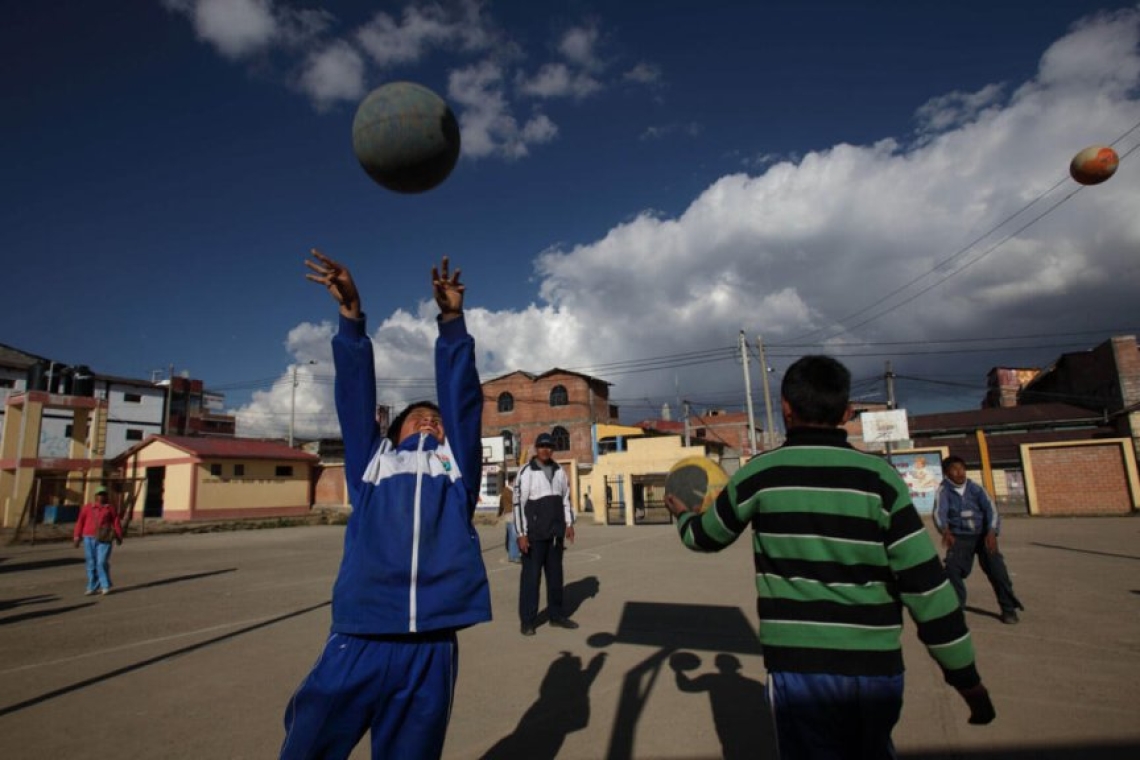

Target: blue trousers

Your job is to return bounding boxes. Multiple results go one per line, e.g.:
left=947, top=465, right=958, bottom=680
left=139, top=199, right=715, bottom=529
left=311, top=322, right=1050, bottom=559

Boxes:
left=82, top=536, right=114, bottom=591
left=280, top=631, right=458, bottom=760
left=519, top=535, right=565, bottom=625
left=767, top=671, right=904, bottom=760
left=944, top=533, right=1022, bottom=613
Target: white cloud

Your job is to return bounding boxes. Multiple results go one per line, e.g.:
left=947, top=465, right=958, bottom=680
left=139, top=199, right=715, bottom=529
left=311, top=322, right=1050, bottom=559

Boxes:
left=623, top=61, right=661, bottom=85
left=914, top=83, right=1006, bottom=136
left=517, top=62, right=601, bottom=100
left=297, top=41, right=366, bottom=108
left=163, top=0, right=278, bottom=59
left=639, top=122, right=701, bottom=141
left=237, top=9, right=1140, bottom=436
left=558, top=24, right=602, bottom=70
left=167, top=2, right=645, bottom=155
left=448, top=61, right=558, bottom=159
left=355, top=2, right=492, bottom=67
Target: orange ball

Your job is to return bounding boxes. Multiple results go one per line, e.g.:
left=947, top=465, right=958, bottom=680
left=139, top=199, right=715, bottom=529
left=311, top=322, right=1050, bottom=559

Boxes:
left=1069, top=145, right=1119, bottom=186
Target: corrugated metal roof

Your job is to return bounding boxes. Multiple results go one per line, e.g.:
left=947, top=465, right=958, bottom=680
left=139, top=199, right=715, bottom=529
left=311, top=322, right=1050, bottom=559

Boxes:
left=908, top=402, right=1102, bottom=433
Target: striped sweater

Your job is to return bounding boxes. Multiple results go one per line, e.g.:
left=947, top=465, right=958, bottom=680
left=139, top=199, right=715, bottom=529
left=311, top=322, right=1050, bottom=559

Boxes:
left=676, top=426, right=980, bottom=688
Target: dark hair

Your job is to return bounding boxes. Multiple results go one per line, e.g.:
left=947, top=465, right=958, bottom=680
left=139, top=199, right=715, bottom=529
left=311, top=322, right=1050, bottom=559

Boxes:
left=781, top=355, right=851, bottom=426
left=386, top=401, right=441, bottom=445
left=942, top=455, right=966, bottom=472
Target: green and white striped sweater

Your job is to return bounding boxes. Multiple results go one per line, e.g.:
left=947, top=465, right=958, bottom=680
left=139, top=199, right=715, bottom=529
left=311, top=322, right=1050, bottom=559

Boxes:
left=676, top=426, right=980, bottom=688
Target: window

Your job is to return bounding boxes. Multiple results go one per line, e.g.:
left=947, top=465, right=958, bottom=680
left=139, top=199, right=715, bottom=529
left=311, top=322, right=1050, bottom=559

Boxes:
left=234, top=464, right=245, bottom=477
left=276, top=465, right=294, bottom=477
left=124, top=393, right=142, bottom=403
left=210, top=463, right=222, bottom=477
left=551, top=426, right=571, bottom=452
left=549, top=385, right=568, bottom=407
left=497, top=392, right=514, bottom=413
left=125, top=429, right=144, bottom=441
left=501, top=430, right=515, bottom=457
left=0, top=378, right=13, bottom=389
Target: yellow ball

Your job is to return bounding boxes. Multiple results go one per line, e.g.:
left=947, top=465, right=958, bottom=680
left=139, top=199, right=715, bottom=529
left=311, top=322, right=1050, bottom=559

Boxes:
left=665, top=456, right=729, bottom=514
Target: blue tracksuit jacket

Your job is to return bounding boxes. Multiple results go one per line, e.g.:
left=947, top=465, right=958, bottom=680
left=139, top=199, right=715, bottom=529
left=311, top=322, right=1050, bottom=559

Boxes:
left=330, top=313, right=491, bottom=635
left=932, top=478, right=1000, bottom=537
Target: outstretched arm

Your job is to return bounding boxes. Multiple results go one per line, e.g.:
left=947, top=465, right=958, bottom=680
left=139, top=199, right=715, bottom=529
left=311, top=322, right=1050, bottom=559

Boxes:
left=305, top=248, right=361, bottom=319
left=308, top=249, right=377, bottom=488
left=432, top=256, right=463, bottom=322
left=431, top=256, right=483, bottom=515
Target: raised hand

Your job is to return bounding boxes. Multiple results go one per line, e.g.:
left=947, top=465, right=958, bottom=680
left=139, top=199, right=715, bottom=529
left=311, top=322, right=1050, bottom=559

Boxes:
left=432, top=256, right=464, bottom=321
left=305, top=248, right=361, bottom=319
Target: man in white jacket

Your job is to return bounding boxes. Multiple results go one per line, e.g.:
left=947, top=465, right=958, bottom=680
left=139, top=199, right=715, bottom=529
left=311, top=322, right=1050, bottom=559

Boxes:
left=514, top=431, right=577, bottom=635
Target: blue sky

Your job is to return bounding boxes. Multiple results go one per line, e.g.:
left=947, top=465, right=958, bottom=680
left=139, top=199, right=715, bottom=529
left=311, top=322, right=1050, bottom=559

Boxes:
left=3, top=1, right=1139, bottom=439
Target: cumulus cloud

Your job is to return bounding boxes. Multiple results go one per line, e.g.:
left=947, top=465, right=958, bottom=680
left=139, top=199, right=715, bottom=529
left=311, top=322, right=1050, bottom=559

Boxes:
left=237, top=8, right=1140, bottom=438
left=166, top=1, right=652, bottom=165
left=624, top=61, right=662, bottom=85
left=162, top=0, right=329, bottom=59
left=297, top=41, right=366, bottom=108
left=447, top=61, right=559, bottom=159
left=354, top=0, right=493, bottom=67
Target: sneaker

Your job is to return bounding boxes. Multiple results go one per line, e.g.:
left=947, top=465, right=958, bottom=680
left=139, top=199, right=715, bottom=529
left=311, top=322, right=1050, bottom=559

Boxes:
left=549, top=618, right=580, bottom=630
left=520, top=624, right=536, bottom=636
left=1000, top=610, right=1019, bottom=624
left=84, top=589, right=97, bottom=596
left=100, top=588, right=112, bottom=596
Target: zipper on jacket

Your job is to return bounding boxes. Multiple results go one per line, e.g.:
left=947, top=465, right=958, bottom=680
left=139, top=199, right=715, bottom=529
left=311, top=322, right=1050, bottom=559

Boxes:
left=409, top=432, right=426, bottom=632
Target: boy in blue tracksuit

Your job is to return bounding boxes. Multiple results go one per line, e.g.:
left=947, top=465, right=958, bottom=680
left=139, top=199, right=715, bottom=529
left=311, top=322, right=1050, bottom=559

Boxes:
left=280, top=250, right=491, bottom=760
left=933, top=455, right=1023, bottom=624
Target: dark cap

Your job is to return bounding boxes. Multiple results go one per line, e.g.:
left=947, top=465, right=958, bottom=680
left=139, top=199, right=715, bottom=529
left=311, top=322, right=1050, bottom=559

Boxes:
left=535, top=432, right=554, bottom=448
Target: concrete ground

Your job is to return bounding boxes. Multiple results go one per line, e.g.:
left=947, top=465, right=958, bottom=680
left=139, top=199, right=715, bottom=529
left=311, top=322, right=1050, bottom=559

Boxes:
left=0, top=515, right=1138, bottom=759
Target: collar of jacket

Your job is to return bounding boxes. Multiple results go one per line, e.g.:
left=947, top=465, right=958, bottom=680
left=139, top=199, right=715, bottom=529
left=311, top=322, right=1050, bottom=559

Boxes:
left=395, top=433, right=441, bottom=452
left=783, top=426, right=852, bottom=448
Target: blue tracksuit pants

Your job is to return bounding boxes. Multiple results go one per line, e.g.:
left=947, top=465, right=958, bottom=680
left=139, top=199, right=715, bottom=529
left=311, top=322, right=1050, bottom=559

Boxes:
left=767, top=670, right=904, bottom=760
left=280, top=630, right=458, bottom=760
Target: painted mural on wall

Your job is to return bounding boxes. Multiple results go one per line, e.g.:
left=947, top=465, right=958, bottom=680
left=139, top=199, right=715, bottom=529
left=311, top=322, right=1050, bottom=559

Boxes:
left=891, top=452, right=943, bottom=514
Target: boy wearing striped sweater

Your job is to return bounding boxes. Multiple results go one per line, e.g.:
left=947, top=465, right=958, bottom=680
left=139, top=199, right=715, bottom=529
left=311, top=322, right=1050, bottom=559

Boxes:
left=666, top=355, right=994, bottom=759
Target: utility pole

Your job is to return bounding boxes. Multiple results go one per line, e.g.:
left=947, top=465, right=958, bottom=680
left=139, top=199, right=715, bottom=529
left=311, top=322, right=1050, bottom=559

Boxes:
left=164, top=364, right=174, bottom=436
left=289, top=364, right=299, bottom=448
left=739, top=331, right=758, bottom=455
left=682, top=400, right=691, bottom=447
left=289, top=360, right=316, bottom=447
left=757, top=335, right=776, bottom=450
left=885, top=360, right=896, bottom=461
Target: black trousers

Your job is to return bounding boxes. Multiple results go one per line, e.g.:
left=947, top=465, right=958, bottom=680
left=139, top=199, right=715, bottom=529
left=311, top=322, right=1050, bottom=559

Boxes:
left=944, top=533, right=1023, bottom=613
left=519, top=535, right=565, bottom=625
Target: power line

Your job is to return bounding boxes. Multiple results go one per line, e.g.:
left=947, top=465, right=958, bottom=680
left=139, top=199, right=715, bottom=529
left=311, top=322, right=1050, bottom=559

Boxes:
left=793, top=119, right=1140, bottom=343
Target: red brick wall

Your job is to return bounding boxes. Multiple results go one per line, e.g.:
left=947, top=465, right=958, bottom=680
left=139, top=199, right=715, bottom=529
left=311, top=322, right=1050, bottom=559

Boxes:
left=1027, top=443, right=1135, bottom=516
left=314, top=465, right=346, bottom=507
left=483, top=371, right=616, bottom=464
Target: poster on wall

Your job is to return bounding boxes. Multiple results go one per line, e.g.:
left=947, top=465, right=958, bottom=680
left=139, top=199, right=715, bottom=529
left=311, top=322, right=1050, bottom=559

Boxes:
left=891, top=451, right=943, bottom=514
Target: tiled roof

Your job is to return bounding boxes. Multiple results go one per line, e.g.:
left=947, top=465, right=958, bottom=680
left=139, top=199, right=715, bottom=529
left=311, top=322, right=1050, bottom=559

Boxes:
left=147, top=435, right=319, bottom=462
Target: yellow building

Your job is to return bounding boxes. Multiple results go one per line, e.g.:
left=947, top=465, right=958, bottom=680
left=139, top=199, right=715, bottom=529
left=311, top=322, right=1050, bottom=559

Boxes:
left=584, top=427, right=725, bottom=526
left=115, top=435, right=318, bottom=522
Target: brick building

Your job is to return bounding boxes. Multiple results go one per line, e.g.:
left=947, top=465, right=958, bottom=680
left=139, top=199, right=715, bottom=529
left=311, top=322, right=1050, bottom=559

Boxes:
left=1018, top=334, right=1140, bottom=460
left=482, top=368, right=618, bottom=465
left=906, top=335, right=1140, bottom=516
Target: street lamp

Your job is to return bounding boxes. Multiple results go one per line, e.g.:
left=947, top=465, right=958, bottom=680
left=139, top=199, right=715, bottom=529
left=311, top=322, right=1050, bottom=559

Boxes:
left=289, top=361, right=316, bottom=447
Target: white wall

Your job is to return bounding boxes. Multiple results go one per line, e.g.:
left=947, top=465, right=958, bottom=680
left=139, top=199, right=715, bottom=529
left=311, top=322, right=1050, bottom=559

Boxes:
left=0, top=375, right=166, bottom=460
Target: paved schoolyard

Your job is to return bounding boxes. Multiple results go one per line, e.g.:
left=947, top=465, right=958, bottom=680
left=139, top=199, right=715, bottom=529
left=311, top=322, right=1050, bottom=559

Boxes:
left=0, top=516, right=1138, bottom=759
